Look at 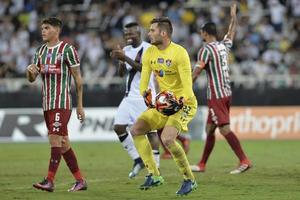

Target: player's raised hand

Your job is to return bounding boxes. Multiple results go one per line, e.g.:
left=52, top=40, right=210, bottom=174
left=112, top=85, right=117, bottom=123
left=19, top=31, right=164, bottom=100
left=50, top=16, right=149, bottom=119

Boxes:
left=76, top=107, right=85, bottom=123
left=110, top=45, right=125, bottom=61
left=231, top=3, right=237, bottom=17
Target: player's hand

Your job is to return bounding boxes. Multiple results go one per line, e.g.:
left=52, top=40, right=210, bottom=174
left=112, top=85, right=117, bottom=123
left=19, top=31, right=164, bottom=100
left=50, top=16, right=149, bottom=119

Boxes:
left=27, top=64, right=40, bottom=76
left=76, top=107, right=85, bottom=123
left=231, top=3, right=237, bottom=18
left=143, top=89, right=155, bottom=108
left=110, top=45, right=125, bottom=61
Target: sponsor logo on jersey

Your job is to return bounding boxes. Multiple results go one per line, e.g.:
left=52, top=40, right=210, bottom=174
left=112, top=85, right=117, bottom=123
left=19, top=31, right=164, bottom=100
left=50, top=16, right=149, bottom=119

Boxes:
left=53, top=121, right=62, bottom=128
left=40, top=64, right=61, bottom=74
left=157, top=58, right=164, bottom=64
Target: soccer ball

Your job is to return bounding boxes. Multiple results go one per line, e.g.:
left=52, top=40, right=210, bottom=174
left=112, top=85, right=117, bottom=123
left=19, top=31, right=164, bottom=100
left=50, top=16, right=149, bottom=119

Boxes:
left=155, top=91, right=176, bottom=114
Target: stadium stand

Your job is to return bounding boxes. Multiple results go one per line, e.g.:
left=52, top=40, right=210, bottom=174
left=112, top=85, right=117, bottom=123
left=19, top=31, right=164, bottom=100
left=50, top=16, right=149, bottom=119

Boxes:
left=0, top=0, right=299, bottom=92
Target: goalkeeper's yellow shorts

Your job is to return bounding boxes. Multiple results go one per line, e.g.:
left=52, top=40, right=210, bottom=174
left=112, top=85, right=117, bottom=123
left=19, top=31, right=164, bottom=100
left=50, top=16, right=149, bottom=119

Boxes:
left=138, top=96, right=197, bottom=133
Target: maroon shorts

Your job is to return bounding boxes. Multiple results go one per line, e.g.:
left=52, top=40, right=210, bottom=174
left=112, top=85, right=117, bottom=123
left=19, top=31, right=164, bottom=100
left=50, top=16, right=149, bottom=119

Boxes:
left=207, top=96, right=231, bottom=126
left=44, top=109, right=72, bottom=136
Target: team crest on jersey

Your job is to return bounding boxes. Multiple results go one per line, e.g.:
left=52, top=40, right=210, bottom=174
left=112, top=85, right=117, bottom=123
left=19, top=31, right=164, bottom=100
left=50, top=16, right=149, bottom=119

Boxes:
left=47, top=53, right=52, bottom=58
left=157, top=58, right=164, bottom=64
left=166, top=59, right=172, bottom=67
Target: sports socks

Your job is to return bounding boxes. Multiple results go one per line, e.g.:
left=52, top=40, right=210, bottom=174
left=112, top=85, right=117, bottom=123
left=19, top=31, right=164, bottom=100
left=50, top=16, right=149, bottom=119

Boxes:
left=133, top=135, right=160, bottom=176
left=62, top=148, right=83, bottom=181
left=167, top=141, right=195, bottom=181
left=152, top=149, right=160, bottom=168
left=224, top=131, right=247, bottom=162
left=47, top=147, right=62, bottom=182
left=118, top=132, right=140, bottom=161
left=199, top=133, right=216, bottom=165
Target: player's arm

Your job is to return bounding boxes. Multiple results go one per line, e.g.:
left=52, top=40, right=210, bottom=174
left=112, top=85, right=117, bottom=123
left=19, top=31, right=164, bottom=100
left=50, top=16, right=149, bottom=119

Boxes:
left=225, top=3, right=237, bottom=41
left=70, top=66, right=85, bottom=123
left=67, top=46, right=85, bottom=123
left=192, top=66, right=203, bottom=83
left=140, top=48, right=152, bottom=94
left=124, top=55, right=142, bottom=72
left=26, top=49, right=41, bottom=82
left=110, top=45, right=127, bottom=77
left=192, top=47, right=209, bottom=83
left=177, top=48, right=194, bottom=101
left=140, top=48, right=154, bottom=107
left=117, top=61, right=126, bottom=77
left=110, top=45, right=142, bottom=72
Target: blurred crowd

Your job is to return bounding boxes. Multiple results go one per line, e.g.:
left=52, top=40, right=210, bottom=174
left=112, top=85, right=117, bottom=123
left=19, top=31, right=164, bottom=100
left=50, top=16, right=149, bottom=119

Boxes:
left=0, top=0, right=299, bottom=90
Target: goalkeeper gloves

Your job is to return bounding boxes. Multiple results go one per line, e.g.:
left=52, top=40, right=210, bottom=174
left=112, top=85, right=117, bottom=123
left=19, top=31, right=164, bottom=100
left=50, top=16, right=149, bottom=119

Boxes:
left=143, top=89, right=155, bottom=108
left=160, top=96, right=184, bottom=116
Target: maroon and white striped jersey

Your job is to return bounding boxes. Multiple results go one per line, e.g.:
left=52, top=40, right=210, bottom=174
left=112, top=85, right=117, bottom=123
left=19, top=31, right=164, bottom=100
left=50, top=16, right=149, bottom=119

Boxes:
left=33, top=41, right=80, bottom=111
left=196, top=37, right=233, bottom=99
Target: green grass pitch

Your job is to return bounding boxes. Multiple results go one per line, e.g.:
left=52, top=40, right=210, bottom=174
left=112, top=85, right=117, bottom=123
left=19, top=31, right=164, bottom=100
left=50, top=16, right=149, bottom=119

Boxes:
left=0, top=140, right=299, bottom=200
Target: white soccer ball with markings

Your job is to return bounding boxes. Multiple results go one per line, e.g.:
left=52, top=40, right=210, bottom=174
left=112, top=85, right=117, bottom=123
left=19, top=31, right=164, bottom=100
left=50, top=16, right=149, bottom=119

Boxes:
left=155, top=91, right=177, bottom=115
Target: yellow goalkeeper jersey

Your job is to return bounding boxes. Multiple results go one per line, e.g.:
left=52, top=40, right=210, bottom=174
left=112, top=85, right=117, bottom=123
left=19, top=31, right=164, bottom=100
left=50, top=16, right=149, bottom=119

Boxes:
left=140, top=42, right=195, bottom=101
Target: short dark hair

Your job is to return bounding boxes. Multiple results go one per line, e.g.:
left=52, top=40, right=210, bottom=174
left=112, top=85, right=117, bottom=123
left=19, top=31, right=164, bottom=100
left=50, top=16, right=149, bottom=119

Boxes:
left=123, top=22, right=141, bottom=35
left=201, top=22, right=217, bottom=37
left=42, top=17, right=62, bottom=28
left=150, top=17, right=173, bottom=36
left=124, top=22, right=139, bottom=29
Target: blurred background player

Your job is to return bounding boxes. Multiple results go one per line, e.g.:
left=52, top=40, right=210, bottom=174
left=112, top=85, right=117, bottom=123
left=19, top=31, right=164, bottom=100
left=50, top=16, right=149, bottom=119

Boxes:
left=191, top=3, right=252, bottom=174
left=26, top=17, right=87, bottom=192
left=129, top=17, right=197, bottom=196
left=110, top=22, right=160, bottom=178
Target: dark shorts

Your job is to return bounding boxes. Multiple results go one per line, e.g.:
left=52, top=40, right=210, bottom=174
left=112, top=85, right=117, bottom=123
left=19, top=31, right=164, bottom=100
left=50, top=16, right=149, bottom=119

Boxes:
left=44, top=109, right=72, bottom=136
left=207, top=96, right=231, bottom=126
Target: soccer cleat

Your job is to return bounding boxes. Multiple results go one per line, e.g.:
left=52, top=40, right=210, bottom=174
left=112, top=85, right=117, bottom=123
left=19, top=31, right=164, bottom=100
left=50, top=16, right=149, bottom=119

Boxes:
left=68, top=180, right=88, bottom=192
left=230, top=161, right=252, bottom=174
left=139, top=174, right=164, bottom=190
left=33, top=178, right=54, bottom=192
left=161, top=151, right=172, bottom=159
left=190, top=163, right=206, bottom=172
left=176, top=179, right=197, bottom=196
left=129, top=161, right=145, bottom=178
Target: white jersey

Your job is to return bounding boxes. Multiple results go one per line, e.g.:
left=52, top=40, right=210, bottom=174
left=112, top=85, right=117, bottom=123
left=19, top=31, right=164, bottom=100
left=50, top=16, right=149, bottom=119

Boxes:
left=123, top=41, right=156, bottom=98
left=114, top=41, right=156, bottom=126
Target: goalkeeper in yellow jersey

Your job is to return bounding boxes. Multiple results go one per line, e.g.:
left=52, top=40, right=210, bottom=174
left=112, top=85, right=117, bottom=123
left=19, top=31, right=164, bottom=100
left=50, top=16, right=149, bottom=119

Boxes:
left=129, top=17, right=198, bottom=196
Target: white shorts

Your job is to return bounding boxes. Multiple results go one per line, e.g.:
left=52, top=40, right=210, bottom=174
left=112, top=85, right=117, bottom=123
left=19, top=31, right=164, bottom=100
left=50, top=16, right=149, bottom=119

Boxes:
left=114, top=96, right=147, bottom=125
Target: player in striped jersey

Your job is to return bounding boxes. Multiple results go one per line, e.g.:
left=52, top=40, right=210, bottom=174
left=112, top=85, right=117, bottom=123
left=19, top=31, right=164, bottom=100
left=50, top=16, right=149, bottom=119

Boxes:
left=26, top=17, right=87, bottom=192
left=191, top=3, right=252, bottom=174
